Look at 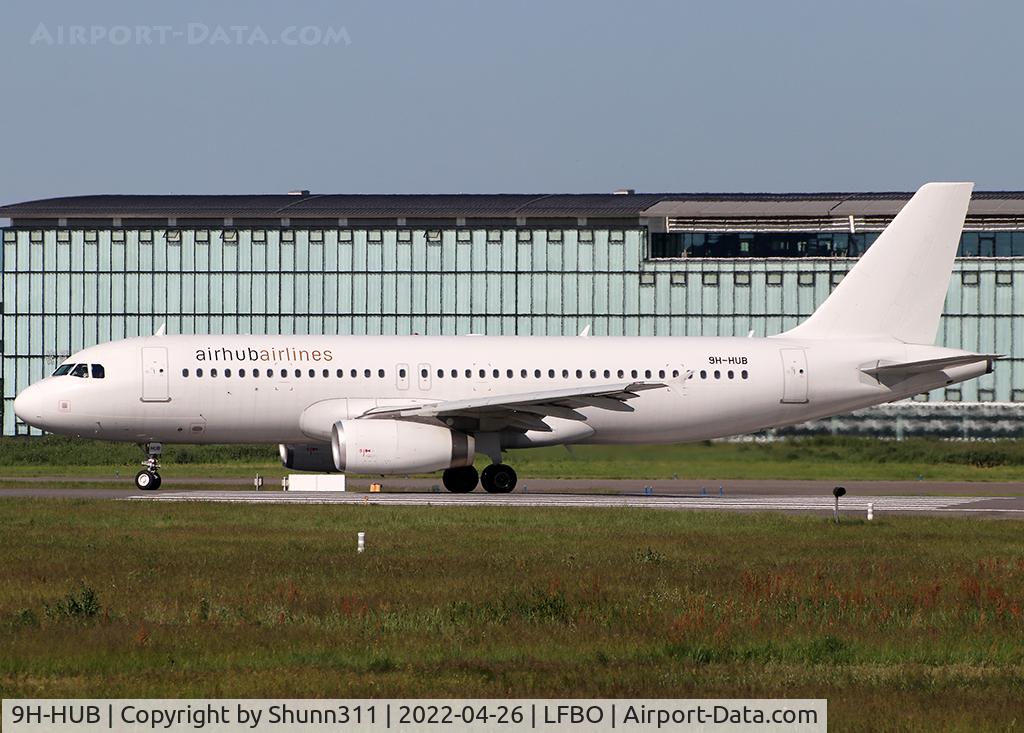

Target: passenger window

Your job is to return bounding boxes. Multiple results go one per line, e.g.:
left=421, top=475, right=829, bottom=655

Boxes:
left=548, top=369, right=555, bottom=378
left=294, top=369, right=301, bottom=378
left=521, top=369, right=528, bottom=378
left=645, top=370, right=652, bottom=378
left=658, top=370, right=665, bottom=379
left=590, top=369, right=597, bottom=378
left=492, top=369, right=499, bottom=378
left=378, top=369, right=385, bottom=378
left=672, top=370, right=679, bottom=378
left=339, top=369, right=345, bottom=378
left=253, top=368, right=260, bottom=377
left=575, top=369, right=582, bottom=378
left=728, top=370, right=734, bottom=379
left=71, top=364, right=89, bottom=378
left=211, top=368, right=218, bottom=377
left=506, top=369, right=513, bottom=378
left=465, top=369, right=472, bottom=378
left=603, top=370, right=610, bottom=378
left=350, top=369, right=357, bottom=378
left=450, top=369, right=458, bottom=378
left=53, top=364, right=73, bottom=376
left=631, top=370, right=638, bottom=379
left=308, top=369, right=315, bottom=378
left=364, top=369, right=371, bottom=378
left=700, top=370, right=707, bottom=379
left=714, top=370, right=721, bottom=379
left=197, top=368, right=204, bottom=377
left=322, top=369, right=329, bottom=378
left=281, top=369, right=288, bottom=378
left=617, top=369, right=624, bottom=378
left=224, top=368, right=232, bottom=378
left=741, top=370, right=749, bottom=379
left=239, top=369, right=246, bottom=377
left=91, top=364, right=105, bottom=379
left=479, top=369, right=486, bottom=378
left=421, top=368, right=428, bottom=378
left=182, top=368, right=189, bottom=377
left=534, top=369, right=541, bottom=378
left=437, top=369, right=444, bottom=378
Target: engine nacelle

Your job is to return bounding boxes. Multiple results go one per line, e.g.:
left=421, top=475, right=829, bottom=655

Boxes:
left=331, top=420, right=475, bottom=474
left=279, top=443, right=338, bottom=472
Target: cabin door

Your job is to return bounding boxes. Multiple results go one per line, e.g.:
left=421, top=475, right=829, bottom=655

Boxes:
left=780, top=348, right=809, bottom=404
left=141, top=347, right=170, bottom=402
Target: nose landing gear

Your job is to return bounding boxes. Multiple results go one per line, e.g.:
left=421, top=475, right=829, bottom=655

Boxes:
left=134, top=442, right=162, bottom=491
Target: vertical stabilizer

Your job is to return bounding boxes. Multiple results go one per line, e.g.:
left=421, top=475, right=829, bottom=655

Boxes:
left=781, top=182, right=973, bottom=344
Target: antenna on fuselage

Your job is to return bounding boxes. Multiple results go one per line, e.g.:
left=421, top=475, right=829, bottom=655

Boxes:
left=154, top=322, right=166, bottom=337
left=579, top=324, right=591, bottom=337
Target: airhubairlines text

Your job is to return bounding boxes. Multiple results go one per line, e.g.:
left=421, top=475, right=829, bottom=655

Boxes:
left=195, top=347, right=334, bottom=362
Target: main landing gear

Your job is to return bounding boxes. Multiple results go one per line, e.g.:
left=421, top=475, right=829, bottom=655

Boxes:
left=134, top=442, right=162, bottom=491
left=441, top=465, right=478, bottom=493
left=481, top=463, right=517, bottom=493
left=441, top=463, right=518, bottom=493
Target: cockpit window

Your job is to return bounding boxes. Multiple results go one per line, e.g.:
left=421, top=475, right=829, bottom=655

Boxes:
left=70, top=364, right=90, bottom=378
left=91, top=364, right=105, bottom=379
left=52, top=364, right=73, bottom=376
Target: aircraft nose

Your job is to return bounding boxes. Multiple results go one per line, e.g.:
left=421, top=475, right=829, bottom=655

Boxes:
left=14, top=384, right=45, bottom=426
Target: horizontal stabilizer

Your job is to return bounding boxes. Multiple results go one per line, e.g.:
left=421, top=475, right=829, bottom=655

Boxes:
left=861, top=353, right=1000, bottom=378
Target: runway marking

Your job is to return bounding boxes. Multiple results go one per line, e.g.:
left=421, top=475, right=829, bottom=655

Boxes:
left=124, top=491, right=1024, bottom=513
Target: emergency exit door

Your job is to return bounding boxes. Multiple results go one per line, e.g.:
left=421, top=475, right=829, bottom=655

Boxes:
left=779, top=348, right=809, bottom=404
left=141, top=347, right=170, bottom=402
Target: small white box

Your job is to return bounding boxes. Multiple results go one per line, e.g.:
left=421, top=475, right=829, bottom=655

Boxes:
left=287, top=474, right=346, bottom=492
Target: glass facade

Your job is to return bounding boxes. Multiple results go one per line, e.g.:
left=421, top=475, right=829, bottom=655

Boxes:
left=650, top=230, right=1024, bottom=259
left=2, top=225, right=1022, bottom=435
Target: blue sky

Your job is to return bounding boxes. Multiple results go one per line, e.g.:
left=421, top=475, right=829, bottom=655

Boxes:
left=1, top=0, right=1020, bottom=201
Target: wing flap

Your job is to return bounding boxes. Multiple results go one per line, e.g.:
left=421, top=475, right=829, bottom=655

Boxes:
left=359, top=381, right=667, bottom=427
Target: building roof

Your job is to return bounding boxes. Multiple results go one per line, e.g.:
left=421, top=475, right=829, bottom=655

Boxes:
left=3, top=190, right=1024, bottom=223
left=0, top=193, right=667, bottom=221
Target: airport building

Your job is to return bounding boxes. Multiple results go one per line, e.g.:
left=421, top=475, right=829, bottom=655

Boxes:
left=2, top=190, right=1022, bottom=437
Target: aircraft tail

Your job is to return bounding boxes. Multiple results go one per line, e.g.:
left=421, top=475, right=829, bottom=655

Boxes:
left=782, top=182, right=973, bottom=344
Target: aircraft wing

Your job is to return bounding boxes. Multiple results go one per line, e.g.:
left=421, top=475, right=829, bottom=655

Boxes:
left=359, top=382, right=668, bottom=432
left=861, top=353, right=1001, bottom=378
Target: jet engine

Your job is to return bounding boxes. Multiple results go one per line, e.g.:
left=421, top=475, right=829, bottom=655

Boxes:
left=331, top=419, right=475, bottom=473
left=279, top=443, right=338, bottom=472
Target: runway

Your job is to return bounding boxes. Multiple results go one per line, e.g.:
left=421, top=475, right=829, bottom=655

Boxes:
left=114, top=489, right=1024, bottom=516
left=1, top=480, right=1022, bottom=516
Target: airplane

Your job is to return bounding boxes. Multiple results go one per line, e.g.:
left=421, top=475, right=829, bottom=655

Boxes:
left=13, top=182, right=998, bottom=493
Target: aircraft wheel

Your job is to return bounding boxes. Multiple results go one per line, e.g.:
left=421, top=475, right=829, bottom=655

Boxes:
left=135, top=470, right=161, bottom=491
left=481, top=463, right=517, bottom=493
left=442, top=466, right=478, bottom=493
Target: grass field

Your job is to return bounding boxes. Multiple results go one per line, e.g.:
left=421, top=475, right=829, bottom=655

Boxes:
left=0, top=499, right=1022, bottom=731
left=2, top=436, right=1024, bottom=482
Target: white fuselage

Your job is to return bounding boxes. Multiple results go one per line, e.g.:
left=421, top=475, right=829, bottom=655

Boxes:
left=13, top=333, right=987, bottom=448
